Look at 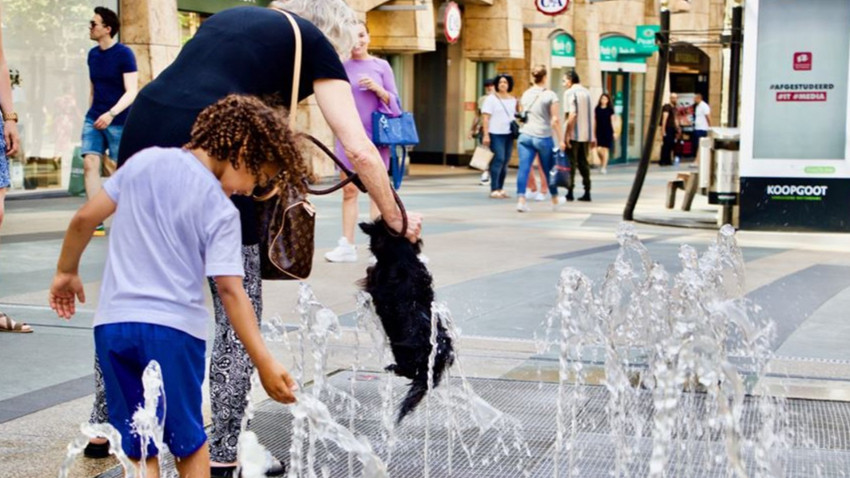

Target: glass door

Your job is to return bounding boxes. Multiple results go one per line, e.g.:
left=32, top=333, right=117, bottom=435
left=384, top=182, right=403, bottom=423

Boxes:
left=603, top=72, right=630, bottom=164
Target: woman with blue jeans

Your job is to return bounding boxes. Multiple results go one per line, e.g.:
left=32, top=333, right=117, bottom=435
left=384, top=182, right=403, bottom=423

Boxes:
left=516, top=65, right=562, bottom=212
left=480, top=74, right=517, bottom=199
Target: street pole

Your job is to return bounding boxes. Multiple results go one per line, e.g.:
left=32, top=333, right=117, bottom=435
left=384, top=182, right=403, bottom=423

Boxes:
left=623, top=6, right=670, bottom=221
left=727, top=5, right=743, bottom=127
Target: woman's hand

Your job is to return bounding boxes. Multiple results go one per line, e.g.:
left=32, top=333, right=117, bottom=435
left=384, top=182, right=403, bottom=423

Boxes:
left=4, top=120, right=19, bottom=156
left=385, top=211, right=423, bottom=243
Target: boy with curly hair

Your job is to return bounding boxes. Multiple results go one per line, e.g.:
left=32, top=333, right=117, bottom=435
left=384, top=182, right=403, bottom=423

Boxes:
left=49, top=95, right=300, bottom=478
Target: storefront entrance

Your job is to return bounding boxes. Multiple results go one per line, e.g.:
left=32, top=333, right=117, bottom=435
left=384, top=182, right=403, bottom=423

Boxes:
left=602, top=71, right=645, bottom=164
left=599, top=34, right=647, bottom=165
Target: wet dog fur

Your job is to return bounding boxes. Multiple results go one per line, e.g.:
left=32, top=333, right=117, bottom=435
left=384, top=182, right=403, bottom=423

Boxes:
left=359, top=219, right=455, bottom=423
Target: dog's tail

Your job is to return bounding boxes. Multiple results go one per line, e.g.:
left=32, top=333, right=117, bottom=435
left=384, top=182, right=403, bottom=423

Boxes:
left=397, top=377, right=429, bottom=424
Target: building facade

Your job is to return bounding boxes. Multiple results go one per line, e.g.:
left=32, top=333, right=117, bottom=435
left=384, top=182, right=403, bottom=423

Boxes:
left=5, top=0, right=733, bottom=196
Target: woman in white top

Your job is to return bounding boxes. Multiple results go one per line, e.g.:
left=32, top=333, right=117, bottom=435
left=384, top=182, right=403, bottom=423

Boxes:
left=515, top=65, right=561, bottom=212
left=480, top=74, right=518, bottom=198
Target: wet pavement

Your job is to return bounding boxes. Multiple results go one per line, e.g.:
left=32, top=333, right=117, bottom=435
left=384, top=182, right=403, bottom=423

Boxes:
left=2, top=162, right=850, bottom=477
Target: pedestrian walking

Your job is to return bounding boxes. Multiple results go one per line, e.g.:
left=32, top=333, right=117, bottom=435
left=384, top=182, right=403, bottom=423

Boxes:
left=561, top=71, right=595, bottom=202
left=82, top=7, right=137, bottom=236
left=50, top=95, right=300, bottom=478
left=324, top=21, right=401, bottom=264
left=692, top=93, right=711, bottom=166
left=469, top=78, right=495, bottom=185
left=104, top=2, right=422, bottom=476
left=659, top=92, right=680, bottom=166
left=481, top=73, right=517, bottom=199
left=515, top=65, right=561, bottom=212
left=594, top=93, right=615, bottom=174
left=0, top=3, right=28, bottom=334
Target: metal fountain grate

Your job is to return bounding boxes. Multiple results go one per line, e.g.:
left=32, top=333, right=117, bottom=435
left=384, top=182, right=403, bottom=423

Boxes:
left=97, top=371, right=850, bottom=477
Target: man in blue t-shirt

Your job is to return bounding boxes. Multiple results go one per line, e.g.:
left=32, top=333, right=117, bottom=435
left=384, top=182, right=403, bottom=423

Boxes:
left=83, top=6, right=137, bottom=236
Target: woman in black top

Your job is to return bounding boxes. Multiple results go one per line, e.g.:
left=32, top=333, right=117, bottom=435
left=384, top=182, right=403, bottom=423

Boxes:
left=594, top=93, right=615, bottom=174
left=91, top=2, right=423, bottom=476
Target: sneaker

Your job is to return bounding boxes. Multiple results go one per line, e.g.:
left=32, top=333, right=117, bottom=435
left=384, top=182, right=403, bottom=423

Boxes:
left=93, top=224, right=106, bottom=237
left=479, top=171, right=490, bottom=185
left=600, top=168, right=607, bottom=175
left=324, top=237, right=357, bottom=263
left=524, top=191, right=535, bottom=199
left=516, top=202, right=529, bottom=213
left=533, top=192, right=546, bottom=201
left=417, top=253, right=430, bottom=265
left=368, top=255, right=377, bottom=266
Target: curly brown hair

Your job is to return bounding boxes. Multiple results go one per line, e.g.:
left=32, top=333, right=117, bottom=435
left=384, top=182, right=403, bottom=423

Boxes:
left=184, top=94, right=307, bottom=194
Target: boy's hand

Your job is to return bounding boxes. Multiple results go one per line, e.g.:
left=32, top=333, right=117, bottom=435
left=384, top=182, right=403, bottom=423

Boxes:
left=257, top=361, right=298, bottom=404
left=49, top=272, right=86, bottom=320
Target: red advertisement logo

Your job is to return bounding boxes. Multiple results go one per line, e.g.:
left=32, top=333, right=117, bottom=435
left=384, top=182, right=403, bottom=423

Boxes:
left=793, top=52, right=812, bottom=71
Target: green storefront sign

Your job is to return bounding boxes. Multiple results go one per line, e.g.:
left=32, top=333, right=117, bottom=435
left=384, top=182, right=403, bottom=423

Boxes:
left=599, top=36, right=647, bottom=64
left=635, top=25, right=660, bottom=53
left=551, top=32, right=576, bottom=67
left=178, top=0, right=270, bottom=15
left=551, top=33, right=575, bottom=57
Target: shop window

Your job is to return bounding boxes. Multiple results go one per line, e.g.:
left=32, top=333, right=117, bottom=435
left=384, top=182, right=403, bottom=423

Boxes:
left=3, top=0, right=119, bottom=192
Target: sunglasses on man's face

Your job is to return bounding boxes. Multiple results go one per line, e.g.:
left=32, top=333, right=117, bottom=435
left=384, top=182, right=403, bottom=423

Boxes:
left=90, top=21, right=101, bottom=29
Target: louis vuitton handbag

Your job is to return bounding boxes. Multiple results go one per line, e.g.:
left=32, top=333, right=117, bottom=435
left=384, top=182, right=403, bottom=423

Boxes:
left=255, top=9, right=406, bottom=280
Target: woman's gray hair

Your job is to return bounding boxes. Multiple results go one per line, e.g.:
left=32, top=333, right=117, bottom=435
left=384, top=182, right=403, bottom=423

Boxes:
left=270, top=0, right=358, bottom=59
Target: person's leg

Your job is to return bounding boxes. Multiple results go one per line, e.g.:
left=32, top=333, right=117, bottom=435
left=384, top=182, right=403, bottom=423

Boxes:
left=325, top=177, right=359, bottom=262
left=208, top=245, right=262, bottom=467
left=660, top=131, right=674, bottom=166
left=81, top=118, right=106, bottom=235
left=598, top=147, right=609, bottom=172
left=576, top=142, right=592, bottom=200
left=0, top=187, right=6, bottom=229
left=566, top=146, right=577, bottom=200
left=488, top=134, right=507, bottom=195
left=175, top=446, right=210, bottom=478
left=499, top=136, right=514, bottom=194
left=515, top=135, right=534, bottom=205
left=104, top=124, right=123, bottom=170
left=83, top=356, right=111, bottom=457
left=536, top=137, right=559, bottom=205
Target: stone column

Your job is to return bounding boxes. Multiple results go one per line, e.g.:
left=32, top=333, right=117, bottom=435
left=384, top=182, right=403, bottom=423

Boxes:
left=120, top=0, right=181, bottom=86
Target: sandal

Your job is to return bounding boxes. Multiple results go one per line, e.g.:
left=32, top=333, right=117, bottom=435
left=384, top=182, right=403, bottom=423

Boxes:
left=0, top=312, right=33, bottom=333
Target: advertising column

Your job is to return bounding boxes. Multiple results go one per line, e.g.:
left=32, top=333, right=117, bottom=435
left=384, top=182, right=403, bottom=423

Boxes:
left=739, top=0, right=850, bottom=231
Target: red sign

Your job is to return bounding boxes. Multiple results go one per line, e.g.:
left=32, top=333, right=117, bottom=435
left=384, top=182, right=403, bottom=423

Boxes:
left=535, top=0, right=570, bottom=16
left=793, top=52, right=812, bottom=71
left=776, top=91, right=827, bottom=102
left=444, top=1, right=462, bottom=44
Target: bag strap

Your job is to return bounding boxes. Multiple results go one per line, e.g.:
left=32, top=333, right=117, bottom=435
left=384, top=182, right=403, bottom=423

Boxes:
left=274, top=9, right=302, bottom=123
left=270, top=9, right=408, bottom=239
left=496, top=95, right=515, bottom=118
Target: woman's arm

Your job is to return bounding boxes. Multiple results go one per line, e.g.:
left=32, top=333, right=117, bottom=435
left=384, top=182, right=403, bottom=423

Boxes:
left=313, top=78, right=421, bottom=242
left=0, top=8, right=19, bottom=156
left=549, top=101, right=562, bottom=147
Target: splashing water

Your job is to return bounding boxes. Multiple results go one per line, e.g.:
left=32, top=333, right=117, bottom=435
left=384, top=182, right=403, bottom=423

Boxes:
left=537, top=222, right=791, bottom=476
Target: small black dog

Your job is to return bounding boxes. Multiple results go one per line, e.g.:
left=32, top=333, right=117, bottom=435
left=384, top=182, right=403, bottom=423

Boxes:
left=359, top=219, right=455, bottom=423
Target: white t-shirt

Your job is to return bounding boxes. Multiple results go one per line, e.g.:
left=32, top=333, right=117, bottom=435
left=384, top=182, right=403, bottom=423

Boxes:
left=519, top=87, right=559, bottom=138
left=694, top=101, right=711, bottom=131
left=481, top=94, right=517, bottom=135
left=96, top=147, right=244, bottom=340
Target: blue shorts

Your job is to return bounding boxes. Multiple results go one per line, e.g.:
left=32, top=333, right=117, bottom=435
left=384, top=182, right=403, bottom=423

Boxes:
left=81, top=117, right=123, bottom=160
left=0, top=121, right=9, bottom=189
left=94, top=323, right=207, bottom=459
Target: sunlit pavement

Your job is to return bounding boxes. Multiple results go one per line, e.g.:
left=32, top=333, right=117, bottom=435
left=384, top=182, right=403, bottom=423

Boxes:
left=2, top=162, right=849, bottom=477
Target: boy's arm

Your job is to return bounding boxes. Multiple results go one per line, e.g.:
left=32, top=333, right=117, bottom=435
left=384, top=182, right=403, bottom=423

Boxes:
left=214, top=276, right=297, bottom=404
left=50, top=191, right=116, bottom=319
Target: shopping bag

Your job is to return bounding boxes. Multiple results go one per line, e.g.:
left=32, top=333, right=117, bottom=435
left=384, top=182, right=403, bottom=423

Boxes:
left=67, top=147, right=86, bottom=196
left=549, top=150, right=571, bottom=189
left=469, top=146, right=494, bottom=171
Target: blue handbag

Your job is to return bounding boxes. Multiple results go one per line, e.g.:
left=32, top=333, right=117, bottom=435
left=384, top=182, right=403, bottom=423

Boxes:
left=372, top=100, right=419, bottom=189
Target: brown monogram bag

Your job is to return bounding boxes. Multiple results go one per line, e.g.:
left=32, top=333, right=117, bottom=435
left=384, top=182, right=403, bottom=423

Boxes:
left=255, top=10, right=406, bottom=280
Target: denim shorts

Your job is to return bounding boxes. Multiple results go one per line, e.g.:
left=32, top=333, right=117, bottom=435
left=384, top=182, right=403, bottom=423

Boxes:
left=81, top=117, right=123, bottom=159
left=0, top=121, right=8, bottom=189
left=94, top=322, right=207, bottom=459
